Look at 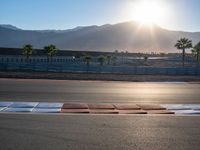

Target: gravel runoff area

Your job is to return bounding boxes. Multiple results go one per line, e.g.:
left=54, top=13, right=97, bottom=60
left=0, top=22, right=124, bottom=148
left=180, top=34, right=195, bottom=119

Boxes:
left=0, top=71, right=200, bottom=82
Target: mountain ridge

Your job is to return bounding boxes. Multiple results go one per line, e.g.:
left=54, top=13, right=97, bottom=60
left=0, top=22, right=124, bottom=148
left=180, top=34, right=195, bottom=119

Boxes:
left=0, top=21, right=200, bottom=52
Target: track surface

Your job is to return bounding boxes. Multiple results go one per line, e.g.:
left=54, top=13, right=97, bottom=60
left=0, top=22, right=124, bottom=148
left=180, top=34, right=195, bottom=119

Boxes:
left=1, top=114, right=200, bottom=150
left=0, top=78, right=200, bottom=103
left=1, top=79, right=200, bottom=150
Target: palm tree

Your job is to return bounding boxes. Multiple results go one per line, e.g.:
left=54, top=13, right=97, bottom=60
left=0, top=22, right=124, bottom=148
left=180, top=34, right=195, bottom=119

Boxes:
left=114, top=50, right=119, bottom=54
left=174, top=38, right=192, bottom=66
left=121, top=51, right=125, bottom=64
left=144, top=55, right=148, bottom=62
left=125, top=51, right=129, bottom=63
left=44, top=44, right=58, bottom=64
left=143, top=55, right=148, bottom=66
left=111, top=55, right=117, bottom=66
left=192, top=41, right=200, bottom=63
left=22, top=44, right=34, bottom=62
left=97, top=55, right=106, bottom=66
left=106, top=55, right=111, bottom=65
left=83, top=54, right=92, bottom=72
left=97, top=55, right=105, bottom=72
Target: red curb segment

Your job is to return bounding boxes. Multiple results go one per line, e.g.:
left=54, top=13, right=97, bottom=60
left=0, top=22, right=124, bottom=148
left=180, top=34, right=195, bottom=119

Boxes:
left=114, top=104, right=141, bottom=110
left=90, top=109, right=118, bottom=114
left=118, top=110, right=147, bottom=114
left=137, top=104, right=166, bottom=110
left=61, top=109, right=89, bottom=113
left=62, top=103, right=88, bottom=109
left=147, top=110, right=175, bottom=114
left=88, top=104, right=115, bottom=109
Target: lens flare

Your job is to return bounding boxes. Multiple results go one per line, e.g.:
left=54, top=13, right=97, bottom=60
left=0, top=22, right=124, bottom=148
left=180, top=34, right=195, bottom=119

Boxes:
left=127, top=0, right=167, bottom=26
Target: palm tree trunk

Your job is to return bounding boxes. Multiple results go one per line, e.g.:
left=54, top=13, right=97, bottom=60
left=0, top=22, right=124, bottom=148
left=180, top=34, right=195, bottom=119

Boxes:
left=182, top=49, right=185, bottom=67
left=50, top=56, right=53, bottom=65
left=100, top=61, right=104, bottom=72
left=26, top=55, right=29, bottom=63
left=47, top=56, right=49, bottom=63
left=86, top=61, right=89, bottom=72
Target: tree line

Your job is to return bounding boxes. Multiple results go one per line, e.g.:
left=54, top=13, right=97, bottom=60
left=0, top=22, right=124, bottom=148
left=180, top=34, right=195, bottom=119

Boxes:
left=22, top=37, right=200, bottom=67
left=22, top=44, right=117, bottom=66
left=22, top=44, right=58, bottom=63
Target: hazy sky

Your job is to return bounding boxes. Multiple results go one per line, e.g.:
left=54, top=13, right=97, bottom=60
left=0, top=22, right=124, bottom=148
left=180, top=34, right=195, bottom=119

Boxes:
left=1, top=0, right=200, bottom=31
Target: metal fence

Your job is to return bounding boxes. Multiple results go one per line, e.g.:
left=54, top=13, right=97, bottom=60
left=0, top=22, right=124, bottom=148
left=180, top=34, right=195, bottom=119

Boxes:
left=0, top=62, right=200, bottom=75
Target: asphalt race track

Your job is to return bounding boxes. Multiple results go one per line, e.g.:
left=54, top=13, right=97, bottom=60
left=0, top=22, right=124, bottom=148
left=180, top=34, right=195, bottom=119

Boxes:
left=0, top=79, right=200, bottom=150
left=1, top=114, right=200, bottom=150
left=0, top=78, right=200, bottom=104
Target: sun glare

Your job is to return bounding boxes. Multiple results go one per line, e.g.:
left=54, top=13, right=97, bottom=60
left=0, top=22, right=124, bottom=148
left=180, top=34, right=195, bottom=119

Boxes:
left=127, top=1, right=166, bottom=26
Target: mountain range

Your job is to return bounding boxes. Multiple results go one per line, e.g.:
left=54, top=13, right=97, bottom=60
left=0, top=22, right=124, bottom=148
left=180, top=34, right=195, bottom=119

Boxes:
left=0, top=21, right=200, bottom=53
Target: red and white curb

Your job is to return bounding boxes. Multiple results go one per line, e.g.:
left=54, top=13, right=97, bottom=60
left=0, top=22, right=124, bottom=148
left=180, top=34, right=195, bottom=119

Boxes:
left=0, top=102, right=200, bottom=115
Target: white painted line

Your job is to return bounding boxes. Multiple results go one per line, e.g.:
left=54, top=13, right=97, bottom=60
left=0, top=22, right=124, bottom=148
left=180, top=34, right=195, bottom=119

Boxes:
left=0, top=107, right=7, bottom=111
left=35, top=102, right=63, bottom=108
left=173, top=110, right=200, bottom=115
left=183, top=104, right=200, bottom=110
left=9, top=102, right=39, bottom=108
left=161, top=104, right=192, bottom=110
left=0, top=102, right=13, bottom=107
left=3, top=107, right=33, bottom=112
left=32, top=108, right=61, bottom=113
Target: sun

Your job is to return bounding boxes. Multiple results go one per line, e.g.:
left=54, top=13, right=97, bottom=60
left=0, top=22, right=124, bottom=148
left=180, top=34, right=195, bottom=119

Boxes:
left=128, top=1, right=165, bottom=25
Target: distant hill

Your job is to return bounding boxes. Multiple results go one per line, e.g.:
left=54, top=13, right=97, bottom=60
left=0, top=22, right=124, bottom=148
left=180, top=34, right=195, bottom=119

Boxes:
left=0, top=21, right=200, bottom=52
left=0, top=24, right=22, bottom=30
